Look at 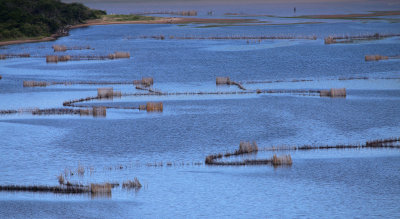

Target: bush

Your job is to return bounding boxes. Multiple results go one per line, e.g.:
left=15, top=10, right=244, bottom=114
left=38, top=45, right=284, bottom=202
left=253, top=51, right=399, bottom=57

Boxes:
left=0, top=0, right=106, bottom=41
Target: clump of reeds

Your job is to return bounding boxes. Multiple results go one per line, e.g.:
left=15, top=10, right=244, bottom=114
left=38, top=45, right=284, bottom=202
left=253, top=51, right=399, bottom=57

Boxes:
left=0, top=54, right=6, bottom=59
left=0, top=75, right=2, bottom=80
left=122, top=177, right=142, bottom=189
left=108, top=51, right=130, bottom=59
left=365, top=55, right=388, bottom=61
left=324, top=37, right=335, bottom=44
left=146, top=102, right=163, bottom=112
left=58, top=55, right=71, bottom=62
left=23, top=81, right=49, bottom=87
left=205, top=153, right=223, bottom=164
left=141, top=77, right=153, bottom=86
left=46, top=55, right=59, bottom=63
left=52, top=45, right=67, bottom=52
left=79, top=109, right=91, bottom=116
left=134, top=77, right=154, bottom=87
left=215, top=77, right=245, bottom=90
left=216, top=77, right=231, bottom=85
left=97, top=87, right=114, bottom=98
left=90, top=183, right=112, bottom=194
left=238, top=141, right=258, bottom=154
left=272, top=154, right=292, bottom=166
left=57, top=174, right=65, bottom=185
left=320, top=88, right=346, bottom=97
left=92, top=106, right=107, bottom=117
left=113, top=91, right=122, bottom=97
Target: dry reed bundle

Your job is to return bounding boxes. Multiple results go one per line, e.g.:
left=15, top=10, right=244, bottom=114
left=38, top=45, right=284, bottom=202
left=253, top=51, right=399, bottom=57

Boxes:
left=216, top=77, right=245, bottom=89
left=58, top=55, right=71, bottom=62
left=324, top=37, right=335, bottom=44
left=134, top=77, right=154, bottom=86
left=46, top=55, right=58, bottom=63
left=79, top=109, right=91, bottom=116
left=216, top=77, right=230, bottom=85
left=113, top=91, right=122, bottom=97
left=122, top=178, right=142, bottom=189
left=90, top=183, right=111, bottom=194
left=320, top=88, right=346, bottom=97
left=365, top=55, right=388, bottom=61
left=272, top=154, right=292, bottom=166
left=142, top=77, right=153, bottom=86
left=23, top=81, right=49, bottom=87
left=92, top=106, right=107, bottom=117
left=52, top=45, right=67, bottom=52
left=57, top=174, right=65, bottom=185
left=108, top=52, right=130, bottom=59
left=146, top=102, right=163, bottom=112
left=238, top=141, right=258, bottom=154
left=97, top=87, right=114, bottom=98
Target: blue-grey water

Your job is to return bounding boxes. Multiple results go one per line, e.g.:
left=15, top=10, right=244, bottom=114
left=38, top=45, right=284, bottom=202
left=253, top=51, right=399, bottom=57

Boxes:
left=1, top=4, right=400, bottom=218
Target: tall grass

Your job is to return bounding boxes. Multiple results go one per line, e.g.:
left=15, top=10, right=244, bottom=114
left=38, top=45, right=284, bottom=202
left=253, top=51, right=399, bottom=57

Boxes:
left=122, top=177, right=142, bottom=189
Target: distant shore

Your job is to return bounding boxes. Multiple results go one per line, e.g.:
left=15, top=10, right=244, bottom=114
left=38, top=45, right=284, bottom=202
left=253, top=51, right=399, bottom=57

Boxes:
left=0, top=16, right=256, bottom=47
left=1, top=9, right=399, bottom=47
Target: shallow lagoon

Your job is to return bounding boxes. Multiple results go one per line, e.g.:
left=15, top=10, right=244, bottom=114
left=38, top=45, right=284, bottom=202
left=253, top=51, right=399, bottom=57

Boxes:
left=0, top=8, right=400, bottom=218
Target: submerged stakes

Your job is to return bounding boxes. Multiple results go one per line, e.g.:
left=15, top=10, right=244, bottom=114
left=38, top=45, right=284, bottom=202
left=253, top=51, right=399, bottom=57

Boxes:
left=0, top=185, right=88, bottom=194
left=0, top=178, right=143, bottom=195
left=324, top=33, right=400, bottom=44
left=205, top=137, right=400, bottom=166
left=45, top=52, right=130, bottom=63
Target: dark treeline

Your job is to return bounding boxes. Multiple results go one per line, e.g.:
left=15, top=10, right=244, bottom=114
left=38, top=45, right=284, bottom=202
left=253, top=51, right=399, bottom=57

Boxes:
left=0, top=0, right=106, bottom=40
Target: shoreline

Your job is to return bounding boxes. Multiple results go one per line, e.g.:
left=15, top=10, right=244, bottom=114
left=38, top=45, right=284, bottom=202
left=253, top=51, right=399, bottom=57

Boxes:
left=2, top=9, right=399, bottom=47
left=0, top=17, right=257, bottom=47
left=0, top=35, right=60, bottom=47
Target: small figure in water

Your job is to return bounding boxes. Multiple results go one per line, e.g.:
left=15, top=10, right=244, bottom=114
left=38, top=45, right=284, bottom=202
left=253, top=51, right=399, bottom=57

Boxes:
left=294, top=7, right=296, bottom=13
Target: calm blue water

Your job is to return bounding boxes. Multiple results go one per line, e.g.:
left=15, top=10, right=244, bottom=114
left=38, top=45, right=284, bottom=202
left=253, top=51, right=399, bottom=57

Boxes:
left=0, top=5, right=400, bottom=218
